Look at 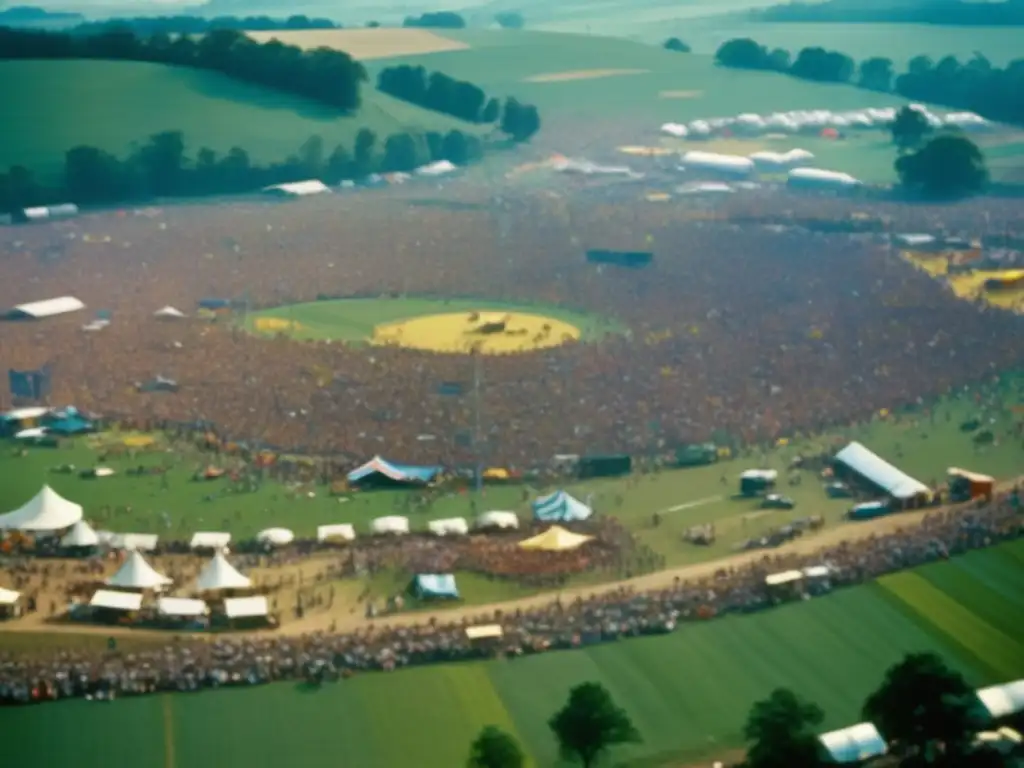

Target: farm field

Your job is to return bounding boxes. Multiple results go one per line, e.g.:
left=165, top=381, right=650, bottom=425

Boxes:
left=0, top=59, right=480, bottom=184
left=245, top=27, right=469, bottom=59
left=3, top=540, right=1022, bottom=768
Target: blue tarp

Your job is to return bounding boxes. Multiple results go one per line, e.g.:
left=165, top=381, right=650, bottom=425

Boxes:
left=347, top=456, right=441, bottom=485
left=532, top=490, right=593, bottom=522
left=47, top=416, right=93, bottom=435
left=198, top=298, right=232, bottom=310
left=411, top=574, right=459, bottom=599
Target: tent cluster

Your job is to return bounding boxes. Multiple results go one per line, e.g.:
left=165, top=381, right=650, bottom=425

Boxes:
left=1, top=406, right=94, bottom=440
left=675, top=149, right=860, bottom=189
left=260, top=163, right=460, bottom=199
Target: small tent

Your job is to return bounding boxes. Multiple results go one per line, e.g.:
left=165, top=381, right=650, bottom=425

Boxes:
left=476, top=511, right=520, bottom=530
left=428, top=517, right=469, bottom=536
left=106, top=550, right=172, bottom=590
left=347, top=456, right=441, bottom=488
left=154, top=306, right=186, bottom=319
left=61, top=520, right=100, bottom=548
left=518, top=525, right=594, bottom=552
left=532, top=490, right=592, bottom=522
left=194, top=551, right=251, bottom=591
left=0, top=485, right=83, bottom=531
left=256, top=527, right=295, bottom=547
left=371, top=515, right=410, bottom=535
left=411, top=574, right=459, bottom=599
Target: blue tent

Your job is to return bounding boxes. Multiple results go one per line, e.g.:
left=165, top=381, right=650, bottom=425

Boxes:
left=411, top=574, right=459, bottom=599
left=46, top=415, right=93, bottom=435
left=532, top=490, right=593, bottom=522
left=347, top=456, right=441, bottom=487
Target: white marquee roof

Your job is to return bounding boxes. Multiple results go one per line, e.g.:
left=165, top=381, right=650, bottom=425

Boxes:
left=190, top=531, right=231, bottom=550
left=157, top=597, right=209, bottom=617
left=0, top=485, right=83, bottom=531
left=0, top=587, right=21, bottom=605
left=195, top=551, right=251, bottom=591
left=11, top=296, right=85, bottom=319
left=428, top=517, right=469, bottom=536
left=61, top=520, right=100, bottom=547
left=371, top=515, right=410, bottom=535
left=256, top=527, right=294, bottom=546
left=224, top=595, right=269, bottom=618
left=317, top=523, right=356, bottom=542
left=106, top=550, right=172, bottom=590
left=90, top=589, right=144, bottom=611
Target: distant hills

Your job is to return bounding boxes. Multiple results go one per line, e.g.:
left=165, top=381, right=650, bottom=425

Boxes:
left=0, top=5, right=83, bottom=26
left=755, top=0, right=1024, bottom=25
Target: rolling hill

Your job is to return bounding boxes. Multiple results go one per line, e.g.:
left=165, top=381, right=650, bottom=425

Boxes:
left=0, top=59, right=482, bottom=183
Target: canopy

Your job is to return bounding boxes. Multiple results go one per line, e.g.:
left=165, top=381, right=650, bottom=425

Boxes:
left=224, top=595, right=268, bottom=619
left=532, top=490, right=592, bottom=522
left=518, top=525, right=594, bottom=552
left=0, top=485, right=83, bottom=531
left=819, top=723, right=887, bottom=763
left=190, top=531, right=231, bottom=550
left=98, top=532, right=159, bottom=552
left=90, top=590, right=143, bottom=611
left=977, top=679, right=1024, bottom=719
left=834, top=441, right=929, bottom=500
left=476, top=511, right=520, bottom=530
left=157, top=597, right=209, bottom=617
left=256, top=527, right=294, bottom=546
left=195, top=551, right=251, bottom=591
left=106, top=551, right=172, bottom=590
left=765, top=570, right=803, bottom=586
left=347, top=456, right=441, bottom=487
left=428, top=517, right=469, bottom=536
left=371, top=515, right=410, bottom=535
left=61, top=520, right=100, bottom=548
left=411, top=574, right=459, bottom=599
left=317, top=523, right=356, bottom=542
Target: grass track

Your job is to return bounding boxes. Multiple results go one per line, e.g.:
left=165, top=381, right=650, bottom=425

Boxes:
left=5, top=544, right=1021, bottom=768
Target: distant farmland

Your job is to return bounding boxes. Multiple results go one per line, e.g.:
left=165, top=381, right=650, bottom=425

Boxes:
left=4, top=541, right=1023, bottom=768
left=245, top=28, right=469, bottom=59
left=0, top=59, right=480, bottom=182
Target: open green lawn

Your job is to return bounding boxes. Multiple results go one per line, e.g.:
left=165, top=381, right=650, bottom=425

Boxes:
left=245, top=297, right=624, bottom=342
left=0, top=59, right=480, bottom=184
left=3, top=540, right=1022, bottom=768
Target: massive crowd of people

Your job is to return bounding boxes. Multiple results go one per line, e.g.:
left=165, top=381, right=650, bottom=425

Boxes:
left=1, top=487, right=1018, bottom=706
left=1, top=187, right=1022, bottom=466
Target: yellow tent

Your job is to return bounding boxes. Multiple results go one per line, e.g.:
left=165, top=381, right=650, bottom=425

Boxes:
left=518, top=525, right=594, bottom=552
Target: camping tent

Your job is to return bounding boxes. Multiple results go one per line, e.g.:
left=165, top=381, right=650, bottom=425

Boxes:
left=195, top=551, right=251, bottom=591
left=154, top=306, right=186, bottom=319
left=411, top=574, right=459, bottom=599
left=61, top=520, right=100, bottom=548
left=106, top=551, right=172, bottom=590
left=347, top=456, right=441, bottom=487
left=0, top=485, right=83, bottom=531
left=518, top=525, right=594, bottom=551
left=532, top=490, right=592, bottom=522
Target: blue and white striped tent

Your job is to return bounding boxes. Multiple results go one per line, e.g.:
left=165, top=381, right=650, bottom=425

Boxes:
left=347, top=456, right=441, bottom=486
left=532, top=490, right=593, bottom=522
left=411, top=574, right=459, bottom=599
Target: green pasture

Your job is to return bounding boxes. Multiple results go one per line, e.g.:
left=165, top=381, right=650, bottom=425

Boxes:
left=0, top=378, right=1020, bottom=566
left=0, top=59, right=479, bottom=184
left=245, top=297, right=624, bottom=342
left=3, top=541, right=1022, bottom=768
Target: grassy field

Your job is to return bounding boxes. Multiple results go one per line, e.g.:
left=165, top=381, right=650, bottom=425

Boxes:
left=3, top=540, right=1022, bottom=768
left=245, top=297, right=624, bottom=343
left=0, top=59, right=480, bottom=184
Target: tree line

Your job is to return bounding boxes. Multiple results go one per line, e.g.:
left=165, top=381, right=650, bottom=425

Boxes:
left=756, top=0, right=1024, bottom=26
left=464, top=652, right=1017, bottom=768
left=69, top=14, right=339, bottom=36
left=377, top=65, right=541, bottom=141
left=714, top=38, right=1024, bottom=127
left=0, top=26, right=366, bottom=113
left=403, top=11, right=466, bottom=28
left=0, top=127, right=483, bottom=212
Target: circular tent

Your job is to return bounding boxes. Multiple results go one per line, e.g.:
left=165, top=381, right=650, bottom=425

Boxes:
left=0, top=485, right=83, bottom=531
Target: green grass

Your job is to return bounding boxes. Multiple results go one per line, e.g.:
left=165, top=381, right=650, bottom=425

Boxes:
left=0, top=59, right=481, bottom=183
left=245, top=297, right=624, bottom=342
left=3, top=542, right=1022, bottom=768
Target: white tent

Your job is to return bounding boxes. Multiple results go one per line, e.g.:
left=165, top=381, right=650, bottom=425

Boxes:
left=195, top=551, right=251, bottom=591
left=157, top=597, right=209, bottom=617
left=224, top=595, right=269, bottom=619
left=256, top=527, right=295, bottom=547
left=190, top=531, right=231, bottom=550
left=415, top=160, right=457, bottom=177
left=317, top=523, right=356, bottom=542
left=97, top=532, right=160, bottom=552
left=371, top=515, right=410, bottom=535
left=428, top=517, right=469, bottom=536
left=154, top=306, right=186, bottom=319
left=61, top=520, right=100, bottom=548
left=0, top=485, right=83, bottom=531
left=476, top=511, right=520, bottom=530
left=106, top=551, right=172, bottom=590
left=90, top=590, right=144, bottom=611
left=0, top=587, right=21, bottom=606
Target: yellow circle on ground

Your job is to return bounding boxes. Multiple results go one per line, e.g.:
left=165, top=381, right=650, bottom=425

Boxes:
left=371, top=311, right=581, bottom=354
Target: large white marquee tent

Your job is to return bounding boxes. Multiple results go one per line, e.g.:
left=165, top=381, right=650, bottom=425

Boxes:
left=0, top=485, right=83, bottom=531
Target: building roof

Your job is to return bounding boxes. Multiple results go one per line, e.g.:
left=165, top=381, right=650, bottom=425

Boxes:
left=261, top=179, right=330, bottom=197
left=224, top=595, right=269, bottom=619
left=256, top=527, right=294, bottom=546
left=105, top=551, right=172, bottom=590
left=819, top=722, right=887, bottom=763
left=834, top=441, right=930, bottom=499
left=347, top=455, right=441, bottom=484
left=153, top=305, right=186, bottom=318
left=0, top=485, right=83, bottom=531
left=10, top=296, right=85, bottom=319
left=195, top=551, right=251, bottom=591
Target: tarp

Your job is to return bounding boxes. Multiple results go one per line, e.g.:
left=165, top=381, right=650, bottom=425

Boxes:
left=532, top=490, right=592, bottom=522
left=157, top=597, right=209, bottom=617
left=476, top=511, right=520, bottom=530
left=518, top=525, right=594, bottom=551
left=834, top=441, right=929, bottom=500
left=347, top=456, right=441, bottom=486
left=90, top=590, right=143, bottom=611
left=61, top=520, right=100, bottom=548
left=106, top=551, right=172, bottom=590
left=317, top=523, right=356, bottom=542
left=224, top=595, right=269, bottom=619
left=977, top=679, right=1024, bottom=719
left=0, top=485, right=83, bottom=531
left=195, top=551, right=251, bottom=591
left=411, top=574, right=459, bottom=599
left=428, top=517, right=469, bottom=536
left=819, top=723, right=887, bottom=763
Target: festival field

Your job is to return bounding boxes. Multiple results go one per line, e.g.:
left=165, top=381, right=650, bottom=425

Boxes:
left=3, top=541, right=1022, bottom=768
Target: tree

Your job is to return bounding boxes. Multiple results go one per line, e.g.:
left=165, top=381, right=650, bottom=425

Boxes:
left=743, top=688, right=825, bottom=768
left=382, top=132, right=418, bottom=172
left=863, top=652, right=988, bottom=761
left=482, top=97, right=500, bottom=123
left=467, top=726, right=525, bottom=768
left=297, top=134, right=325, bottom=176
left=441, top=129, right=469, bottom=164
left=858, top=56, right=894, bottom=91
left=790, top=46, right=855, bottom=83
left=326, top=144, right=352, bottom=181
left=494, top=11, right=524, bottom=29
left=65, top=145, right=129, bottom=203
left=890, top=105, right=933, bottom=150
left=664, top=37, right=690, bottom=53
left=501, top=97, right=541, bottom=142
left=548, top=682, right=640, bottom=768
left=714, top=38, right=770, bottom=69
left=353, top=128, right=376, bottom=176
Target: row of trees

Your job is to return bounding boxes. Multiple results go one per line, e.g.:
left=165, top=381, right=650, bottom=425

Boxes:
left=403, top=11, right=466, bottom=29
left=714, top=38, right=1024, bottom=127
left=465, top=653, right=1017, bottom=768
left=0, top=127, right=483, bottom=211
left=757, top=0, right=1024, bottom=26
left=0, top=26, right=366, bottom=113
left=69, top=14, right=339, bottom=36
left=377, top=65, right=541, bottom=141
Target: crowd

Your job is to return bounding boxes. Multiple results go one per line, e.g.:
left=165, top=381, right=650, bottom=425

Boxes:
left=0, top=486, right=1019, bottom=706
